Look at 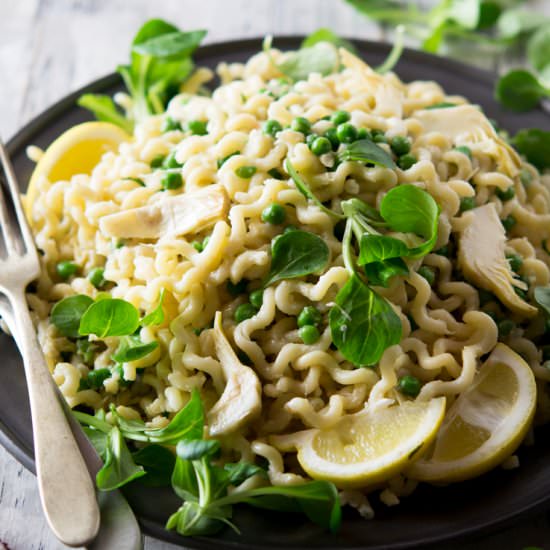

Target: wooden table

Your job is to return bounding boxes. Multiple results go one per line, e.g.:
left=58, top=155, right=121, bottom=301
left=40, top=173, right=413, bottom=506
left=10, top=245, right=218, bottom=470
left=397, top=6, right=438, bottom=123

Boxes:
left=0, top=0, right=549, bottom=548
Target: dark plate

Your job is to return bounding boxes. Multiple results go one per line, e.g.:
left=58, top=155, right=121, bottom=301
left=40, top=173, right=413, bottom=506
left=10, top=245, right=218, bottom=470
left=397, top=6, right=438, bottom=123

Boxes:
left=4, top=37, right=550, bottom=550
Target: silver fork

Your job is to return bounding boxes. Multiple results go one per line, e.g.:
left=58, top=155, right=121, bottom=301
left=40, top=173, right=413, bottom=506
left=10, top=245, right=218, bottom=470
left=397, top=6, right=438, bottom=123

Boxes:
left=0, top=141, right=100, bottom=547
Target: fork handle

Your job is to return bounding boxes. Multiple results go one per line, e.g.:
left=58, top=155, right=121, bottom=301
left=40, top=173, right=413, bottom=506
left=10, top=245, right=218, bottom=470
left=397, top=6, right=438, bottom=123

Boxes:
left=11, top=292, right=100, bottom=547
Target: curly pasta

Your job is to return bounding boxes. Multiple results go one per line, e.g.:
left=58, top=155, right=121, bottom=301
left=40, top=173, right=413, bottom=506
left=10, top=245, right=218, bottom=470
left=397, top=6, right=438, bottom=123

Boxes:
left=26, top=45, right=550, bottom=515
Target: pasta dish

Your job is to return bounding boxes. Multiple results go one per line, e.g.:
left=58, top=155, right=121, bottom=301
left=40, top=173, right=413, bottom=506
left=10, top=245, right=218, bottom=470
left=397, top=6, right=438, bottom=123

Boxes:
left=21, top=22, right=550, bottom=536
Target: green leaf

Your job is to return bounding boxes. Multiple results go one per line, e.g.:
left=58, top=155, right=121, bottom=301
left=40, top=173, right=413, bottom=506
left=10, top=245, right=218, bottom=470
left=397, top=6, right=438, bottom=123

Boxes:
left=359, top=234, right=410, bottom=265
left=512, top=129, right=550, bottom=170
left=96, top=427, right=146, bottom=491
left=448, top=0, right=483, bottom=30
left=51, top=295, right=94, bottom=338
left=285, top=159, right=343, bottom=219
left=141, top=289, right=166, bottom=326
left=329, top=274, right=402, bottom=366
left=143, top=390, right=204, bottom=445
left=79, top=298, right=140, bottom=338
left=497, top=9, right=548, bottom=39
left=338, top=138, right=396, bottom=169
left=527, top=25, right=550, bottom=73
left=476, top=2, right=502, bottom=30
left=132, top=19, right=180, bottom=49
left=379, top=184, right=440, bottom=258
left=276, top=42, right=340, bottom=81
left=112, top=334, right=158, bottom=363
left=364, top=256, right=409, bottom=287
left=166, top=501, right=230, bottom=537
left=132, top=30, right=207, bottom=58
left=224, top=480, right=341, bottom=534
left=301, top=28, right=357, bottom=53
left=132, top=444, right=176, bottom=487
left=422, top=22, right=447, bottom=53
left=223, top=461, right=267, bottom=486
left=359, top=235, right=410, bottom=287
left=495, top=70, right=549, bottom=112
left=177, top=439, right=220, bottom=461
left=171, top=455, right=199, bottom=501
left=77, top=94, right=133, bottom=133
left=264, top=230, right=330, bottom=286
left=534, top=286, right=550, bottom=316
left=82, top=427, right=108, bottom=459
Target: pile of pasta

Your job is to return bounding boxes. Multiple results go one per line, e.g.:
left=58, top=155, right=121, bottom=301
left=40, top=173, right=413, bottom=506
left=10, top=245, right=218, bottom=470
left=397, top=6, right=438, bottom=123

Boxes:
left=26, top=47, right=550, bottom=513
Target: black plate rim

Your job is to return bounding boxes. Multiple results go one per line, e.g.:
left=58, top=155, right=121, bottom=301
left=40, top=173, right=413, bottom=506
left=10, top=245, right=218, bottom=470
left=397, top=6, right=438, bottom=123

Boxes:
left=3, top=35, right=549, bottom=549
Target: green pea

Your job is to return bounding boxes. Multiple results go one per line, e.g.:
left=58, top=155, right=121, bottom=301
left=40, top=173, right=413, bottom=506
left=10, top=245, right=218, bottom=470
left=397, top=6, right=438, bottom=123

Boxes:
left=56, top=261, right=78, bottom=280
left=306, top=133, right=318, bottom=148
left=506, top=254, right=523, bottom=273
left=217, top=151, right=240, bottom=169
left=268, top=168, right=284, bottom=180
left=227, top=279, right=248, bottom=296
left=261, top=203, right=286, bottom=225
left=331, top=110, right=350, bottom=125
left=161, top=172, right=183, bottom=190
left=297, top=306, right=322, bottom=328
left=86, top=368, right=111, bottom=390
left=187, top=120, right=208, bottom=135
left=291, top=117, right=311, bottom=134
left=88, top=267, right=105, bottom=289
left=264, top=119, right=283, bottom=137
left=391, top=136, right=411, bottom=156
left=234, top=303, right=257, bottom=323
left=478, top=288, right=495, bottom=306
left=235, top=166, right=257, bottom=179
left=397, top=375, right=422, bottom=397
left=249, top=289, right=264, bottom=309
left=454, top=145, right=472, bottom=158
left=163, top=151, right=183, bottom=169
left=498, top=319, right=515, bottom=337
left=284, top=224, right=298, bottom=234
left=418, top=265, right=436, bottom=285
left=520, top=168, right=532, bottom=187
left=324, top=127, right=340, bottom=150
left=299, top=324, right=320, bottom=344
left=161, top=117, right=182, bottom=133
left=460, top=196, right=476, bottom=212
left=501, top=215, right=516, bottom=232
left=150, top=154, right=166, bottom=169
left=496, top=185, right=516, bottom=201
left=336, top=122, right=358, bottom=144
left=311, top=136, right=332, bottom=156
left=484, top=310, right=498, bottom=323
left=434, top=245, right=449, bottom=256
left=397, top=153, right=417, bottom=170
left=356, top=128, right=371, bottom=140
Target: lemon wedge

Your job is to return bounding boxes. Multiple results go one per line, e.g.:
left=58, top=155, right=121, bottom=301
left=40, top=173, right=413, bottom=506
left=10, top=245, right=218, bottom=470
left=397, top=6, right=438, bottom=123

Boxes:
left=408, top=344, right=536, bottom=483
left=295, top=397, right=446, bottom=488
left=25, top=121, right=130, bottom=214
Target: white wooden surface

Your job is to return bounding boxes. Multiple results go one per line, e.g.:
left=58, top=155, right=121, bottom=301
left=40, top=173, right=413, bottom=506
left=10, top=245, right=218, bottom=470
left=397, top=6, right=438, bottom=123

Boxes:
left=1, top=1, right=550, bottom=549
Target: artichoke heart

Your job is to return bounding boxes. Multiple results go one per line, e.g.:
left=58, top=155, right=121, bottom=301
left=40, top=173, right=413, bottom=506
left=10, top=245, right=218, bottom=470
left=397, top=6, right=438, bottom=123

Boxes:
left=457, top=203, right=537, bottom=317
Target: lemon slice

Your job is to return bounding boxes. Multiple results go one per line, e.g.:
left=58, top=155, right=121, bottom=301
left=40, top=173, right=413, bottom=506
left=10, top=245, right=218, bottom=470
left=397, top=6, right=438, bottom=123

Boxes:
left=295, top=397, right=446, bottom=488
left=408, top=344, right=536, bottom=483
left=25, top=121, right=130, bottom=214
